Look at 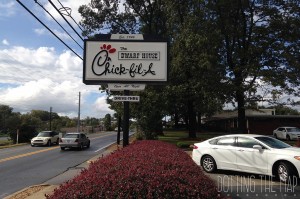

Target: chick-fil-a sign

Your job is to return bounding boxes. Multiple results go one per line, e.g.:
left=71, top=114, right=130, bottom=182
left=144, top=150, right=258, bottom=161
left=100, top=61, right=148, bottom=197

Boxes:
left=83, top=35, right=168, bottom=85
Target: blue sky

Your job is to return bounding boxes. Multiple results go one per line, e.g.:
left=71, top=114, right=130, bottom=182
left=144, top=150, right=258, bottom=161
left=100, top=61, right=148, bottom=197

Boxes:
left=0, top=0, right=114, bottom=118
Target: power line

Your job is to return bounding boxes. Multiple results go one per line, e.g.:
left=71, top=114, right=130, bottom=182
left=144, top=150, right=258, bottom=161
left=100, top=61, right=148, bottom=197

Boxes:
left=56, top=0, right=84, bottom=32
left=15, top=0, right=83, bottom=60
left=34, top=0, right=83, bottom=50
left=48, top=0, right=84, bottom=42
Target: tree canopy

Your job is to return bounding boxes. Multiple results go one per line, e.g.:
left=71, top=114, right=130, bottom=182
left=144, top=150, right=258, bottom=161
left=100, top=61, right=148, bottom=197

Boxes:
left=79, top=0, right=300, bottom=136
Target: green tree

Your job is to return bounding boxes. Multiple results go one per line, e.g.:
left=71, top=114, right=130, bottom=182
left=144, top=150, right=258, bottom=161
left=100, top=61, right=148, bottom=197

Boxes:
left=271, top=105, right=300, bottom=116
left=206, top=0, right=300, bottom=132
left=0, top=104, right=14, bottom=132
left=103, top=114, right=112, bottom=131
left=79, top=0, right=169, bottom=138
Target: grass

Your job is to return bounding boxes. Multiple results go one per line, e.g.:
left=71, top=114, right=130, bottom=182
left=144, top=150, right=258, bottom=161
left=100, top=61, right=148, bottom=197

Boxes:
left=158, top=131, right=226, bottom=149
left=158, top=130, right=300, bottom=149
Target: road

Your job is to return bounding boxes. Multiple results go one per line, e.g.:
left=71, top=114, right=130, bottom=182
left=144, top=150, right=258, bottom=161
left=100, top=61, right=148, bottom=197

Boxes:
left=0, top=131, right=120, bottom=198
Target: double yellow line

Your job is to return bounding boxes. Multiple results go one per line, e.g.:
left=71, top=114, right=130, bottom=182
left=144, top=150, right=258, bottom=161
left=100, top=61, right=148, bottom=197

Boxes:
left=0, top=146, right=59, bottom=163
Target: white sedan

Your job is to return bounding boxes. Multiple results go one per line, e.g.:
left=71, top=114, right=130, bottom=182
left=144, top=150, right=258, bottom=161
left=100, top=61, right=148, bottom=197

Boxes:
left=273, top=127, right=300, bottom=140
left=192, top=134, right=300, bottom=183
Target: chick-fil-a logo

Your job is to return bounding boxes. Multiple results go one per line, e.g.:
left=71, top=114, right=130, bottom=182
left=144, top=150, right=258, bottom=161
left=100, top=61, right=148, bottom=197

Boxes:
left=91, top=44, right=156, bottom=78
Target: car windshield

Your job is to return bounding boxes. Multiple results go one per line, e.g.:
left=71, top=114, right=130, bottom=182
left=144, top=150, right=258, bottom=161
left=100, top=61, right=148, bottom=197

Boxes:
left=37, top=132, right=50, bottom=137
left=64, top=134, right=79, bottom=138
left=255, top=136, right=291, bottom=149
left=287, top=128, right=300, bottom=132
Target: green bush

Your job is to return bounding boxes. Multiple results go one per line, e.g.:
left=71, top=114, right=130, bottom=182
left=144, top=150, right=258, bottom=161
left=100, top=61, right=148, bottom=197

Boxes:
left=9, top=124, right=36, bottom=143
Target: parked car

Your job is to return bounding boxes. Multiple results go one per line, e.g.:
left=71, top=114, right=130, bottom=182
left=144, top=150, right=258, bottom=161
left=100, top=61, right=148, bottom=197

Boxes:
left=192, top=134, right=300, bottom=183
left=273, top=127, right=300, bottom=140
left=59, top=132, right=90, bottom=150
left=31, top=131, right=59, bottom=146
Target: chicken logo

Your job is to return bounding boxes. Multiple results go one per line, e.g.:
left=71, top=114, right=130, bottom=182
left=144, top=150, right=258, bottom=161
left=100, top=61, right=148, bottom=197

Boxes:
left=92, top=44, right=116, bottom=76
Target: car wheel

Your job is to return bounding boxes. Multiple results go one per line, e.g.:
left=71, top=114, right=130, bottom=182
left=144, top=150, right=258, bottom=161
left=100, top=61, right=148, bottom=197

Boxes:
left=79, top=143, right=83, bottom=150
left=61, top=147, right=65, bottom=150
left=276, top=162, right=294, bottom=183
left=31, top=144, right=35, bottom=147
left=286, top=135, right=291, bottom=141
left=201, top=155, right=217, bottom=173
left=47, top=140, right=51, bottom=146
left=87, top=141, right=90, bottom=148
left=56, top=138, right=59, bottom=145
left=274, top=134, right=278, bottom=139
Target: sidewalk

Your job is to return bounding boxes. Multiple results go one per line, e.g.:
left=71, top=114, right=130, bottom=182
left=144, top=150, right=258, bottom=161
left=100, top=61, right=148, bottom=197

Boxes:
left=4, top=141, right=123, bottom=199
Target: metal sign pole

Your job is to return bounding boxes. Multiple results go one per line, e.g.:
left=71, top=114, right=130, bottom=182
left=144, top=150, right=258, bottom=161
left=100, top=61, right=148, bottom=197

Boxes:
left=123, top=90, right=129, bottom=147
left=117, top=115, right=121, bottom=145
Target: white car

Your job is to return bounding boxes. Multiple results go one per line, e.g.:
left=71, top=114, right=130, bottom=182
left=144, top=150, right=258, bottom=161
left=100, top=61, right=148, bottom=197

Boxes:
left=273, top=127, right=300, bottom=140
left=31, top=131, right=59, bottom=146
left=59, top=132, right=90, bottom=150
left=192, top=134, right=300, bottom=183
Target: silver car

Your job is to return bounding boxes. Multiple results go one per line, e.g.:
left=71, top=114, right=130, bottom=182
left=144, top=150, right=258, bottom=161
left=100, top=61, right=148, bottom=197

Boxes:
left=59, top=132, right=90, bottom=150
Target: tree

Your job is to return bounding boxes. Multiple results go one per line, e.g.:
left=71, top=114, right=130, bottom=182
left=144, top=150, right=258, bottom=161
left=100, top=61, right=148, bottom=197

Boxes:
left=165, top=0, right=227, bottom=137
left=79, top=0, right=169, bottom=138
left=206, top=0, right=300, bottom=132
left=103, top=114, right=112, bottom=131
left=9, top=124, right=36, bottom=144
left=271, top=105, right=300, bottom=116
left=0, top=104, right=14, bottom=132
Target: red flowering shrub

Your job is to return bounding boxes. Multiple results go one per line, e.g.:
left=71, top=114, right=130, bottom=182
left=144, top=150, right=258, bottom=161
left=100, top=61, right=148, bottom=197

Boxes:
left=47, top=140, right=222, bottom=199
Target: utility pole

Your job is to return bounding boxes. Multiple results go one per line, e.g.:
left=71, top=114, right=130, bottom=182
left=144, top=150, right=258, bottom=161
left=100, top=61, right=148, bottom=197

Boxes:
left=49, top=107, right=52, bottom=130
left=77, top=92, right=81, bottom=132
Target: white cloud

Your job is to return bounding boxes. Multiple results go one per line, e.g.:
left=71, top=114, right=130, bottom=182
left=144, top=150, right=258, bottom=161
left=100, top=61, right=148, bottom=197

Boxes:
left=0, top=1, right=16, bottom=17
left=34, top=28, right=75, bottom=41
left=0, top=45, right=112, bottom=118
left=93, top=96, right=115, bottom=117
left=44, top=0, right=88, bottom=27
left=2, top=39, right=9, bottom=46
left=34, top=28, right=47, bottom=35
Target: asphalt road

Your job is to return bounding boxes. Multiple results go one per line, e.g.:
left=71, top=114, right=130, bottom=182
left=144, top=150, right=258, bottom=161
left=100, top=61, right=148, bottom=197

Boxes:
left=0, top=131, right=120, bottom=198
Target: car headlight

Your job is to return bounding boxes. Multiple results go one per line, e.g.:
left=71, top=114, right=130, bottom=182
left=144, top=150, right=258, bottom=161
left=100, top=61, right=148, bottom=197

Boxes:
left=294, top=156, right=300, bottom=161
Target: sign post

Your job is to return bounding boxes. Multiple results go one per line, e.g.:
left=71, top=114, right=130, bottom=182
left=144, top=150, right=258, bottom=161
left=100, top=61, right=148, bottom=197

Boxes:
left=123, top=90, right=130, bottom=146
left=83, top=34, right=168, bottom=147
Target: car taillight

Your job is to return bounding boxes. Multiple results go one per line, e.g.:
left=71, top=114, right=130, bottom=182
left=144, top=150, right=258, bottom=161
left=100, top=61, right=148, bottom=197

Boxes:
left=193, top=145, right=198, bottom=149
left=75, top=139, right=78, bottom=142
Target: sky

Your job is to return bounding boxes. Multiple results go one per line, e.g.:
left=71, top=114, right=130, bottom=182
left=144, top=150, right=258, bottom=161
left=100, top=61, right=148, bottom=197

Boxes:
left=0, top=0, right=115, bottom=119
left=1, top=1, right=299, bottom=120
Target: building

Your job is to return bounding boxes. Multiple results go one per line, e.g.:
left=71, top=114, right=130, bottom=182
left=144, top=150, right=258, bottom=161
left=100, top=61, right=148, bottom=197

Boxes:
left=204, top=109, right=300, bottom=135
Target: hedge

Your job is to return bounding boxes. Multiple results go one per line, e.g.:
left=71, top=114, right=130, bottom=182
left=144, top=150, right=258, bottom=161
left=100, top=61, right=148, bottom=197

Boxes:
left=47, top=140, right=223, bottom=199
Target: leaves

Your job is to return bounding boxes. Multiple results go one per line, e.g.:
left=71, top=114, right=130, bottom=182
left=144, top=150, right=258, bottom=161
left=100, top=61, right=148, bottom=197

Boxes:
left=46, top=140, right=222, bottom=199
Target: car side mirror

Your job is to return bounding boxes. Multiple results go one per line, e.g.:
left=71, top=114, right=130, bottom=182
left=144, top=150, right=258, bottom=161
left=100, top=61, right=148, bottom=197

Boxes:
left=253, top=145, right=262, bottom=150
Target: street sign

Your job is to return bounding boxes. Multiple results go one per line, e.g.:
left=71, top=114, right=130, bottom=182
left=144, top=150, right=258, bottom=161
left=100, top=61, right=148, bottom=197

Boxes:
left=108, top=84, right=146, bottom=91
left=113, top=96, right=140, bottom=102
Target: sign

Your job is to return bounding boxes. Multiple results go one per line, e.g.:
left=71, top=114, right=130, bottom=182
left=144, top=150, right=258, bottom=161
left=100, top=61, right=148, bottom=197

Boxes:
left=108, top=84, right=146, bottom=91
left=83, top=34, right=168, bottom=84
left=113, top=96, right=140, bottom=102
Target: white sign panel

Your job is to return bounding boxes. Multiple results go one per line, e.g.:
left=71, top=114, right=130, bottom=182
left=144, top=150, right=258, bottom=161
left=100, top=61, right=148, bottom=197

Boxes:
left=83, top=37, right=168, bottom=84
left=108, top=84, right=146, bottom=91
left=113, top=96, right=140, bottom=102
